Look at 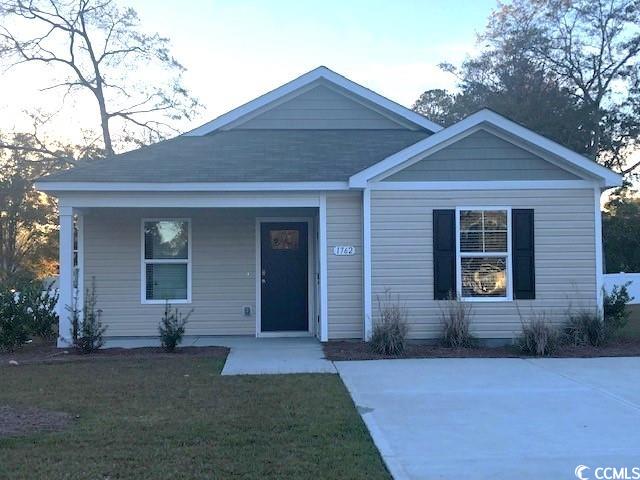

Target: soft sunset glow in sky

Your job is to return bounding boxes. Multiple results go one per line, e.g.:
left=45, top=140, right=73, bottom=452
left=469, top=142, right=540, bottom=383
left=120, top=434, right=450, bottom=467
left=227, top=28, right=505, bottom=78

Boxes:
left=0, top=0, right=497, bottom=143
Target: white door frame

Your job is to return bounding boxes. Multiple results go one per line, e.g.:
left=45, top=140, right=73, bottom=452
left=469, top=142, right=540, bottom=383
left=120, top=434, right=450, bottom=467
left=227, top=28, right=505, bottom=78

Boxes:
left=255, top=217, right=316, bottom=337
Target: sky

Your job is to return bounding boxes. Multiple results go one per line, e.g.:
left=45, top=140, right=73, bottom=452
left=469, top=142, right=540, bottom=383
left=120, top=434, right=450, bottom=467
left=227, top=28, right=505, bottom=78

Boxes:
left=0, top=0, right=497, bottom=141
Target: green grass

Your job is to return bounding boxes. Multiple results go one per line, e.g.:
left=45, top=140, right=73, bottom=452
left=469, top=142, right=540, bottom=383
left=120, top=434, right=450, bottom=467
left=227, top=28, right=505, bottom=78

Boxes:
left=0, top=357, right=389, bottom=479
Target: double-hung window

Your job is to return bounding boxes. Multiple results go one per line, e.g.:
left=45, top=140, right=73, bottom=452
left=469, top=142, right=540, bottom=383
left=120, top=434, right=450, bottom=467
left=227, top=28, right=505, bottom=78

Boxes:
left=142, top=219, right=191, bottom=303
left=456, top=208, right=511, bottom=301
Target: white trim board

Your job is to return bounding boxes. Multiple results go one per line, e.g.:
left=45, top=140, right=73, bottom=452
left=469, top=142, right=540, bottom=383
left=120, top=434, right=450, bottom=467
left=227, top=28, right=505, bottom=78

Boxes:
left=362, top=188, right=372, bottom=340
left=75, top=212, right=84, bottom=324
left=35, top=181, right=350, bottom=193
left=594, top=188, right=605, bottom=312
left=370, top=180, right=595, bottom=190
left=44, top=179, right=598, bottom=198
left=349, top=109, right=622, bottom=188
left=57, top=207, right=75, bottom=347
left=319, top=193, right=329, bottom=342
left=57, top=192, right=323, bottom=209
left=184, top=66, right=442, bottom=135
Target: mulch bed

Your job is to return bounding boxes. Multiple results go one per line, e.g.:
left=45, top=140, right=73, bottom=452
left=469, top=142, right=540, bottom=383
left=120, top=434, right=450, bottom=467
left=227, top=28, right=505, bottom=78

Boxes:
left=324, top=338, right=640, bottom=361
left=0, top=340, right=229, bottom=366
left=0, top=405, right=72, bottom=438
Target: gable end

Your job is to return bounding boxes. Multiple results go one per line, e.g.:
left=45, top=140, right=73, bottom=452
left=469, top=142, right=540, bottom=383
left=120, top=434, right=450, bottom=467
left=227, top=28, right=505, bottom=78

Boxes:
left=383, top=129, right=581, bottom=182
left=226, top=83, right=414, bottom=130
left=185, top=66, right=442, bottom=136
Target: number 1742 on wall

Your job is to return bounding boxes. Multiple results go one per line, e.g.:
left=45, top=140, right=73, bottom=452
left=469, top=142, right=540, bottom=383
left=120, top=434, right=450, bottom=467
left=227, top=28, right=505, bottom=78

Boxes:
left=333, top=246, right=355, bottom=256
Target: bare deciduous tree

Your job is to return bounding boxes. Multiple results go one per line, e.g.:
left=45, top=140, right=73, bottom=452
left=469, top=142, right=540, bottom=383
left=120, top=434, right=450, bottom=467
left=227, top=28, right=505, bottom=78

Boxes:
left=0, top=133, right=64, bottom=283
left=487, top=0, right=640, bottom=174
left=414, top=0, right=640, bottom=177
left=0, top=0, right=201, bottom=155
left=0, top=114, right=102, bottom=283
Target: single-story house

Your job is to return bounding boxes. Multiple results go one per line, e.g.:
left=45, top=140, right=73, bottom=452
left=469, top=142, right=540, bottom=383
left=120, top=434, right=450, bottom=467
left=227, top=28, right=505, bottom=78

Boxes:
left=35, top=66, right=622, bottom=347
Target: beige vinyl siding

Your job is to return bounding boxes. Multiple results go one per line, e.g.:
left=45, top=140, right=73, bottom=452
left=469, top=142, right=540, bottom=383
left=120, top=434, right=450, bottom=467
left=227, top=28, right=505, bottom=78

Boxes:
left=327, top=192, right=363, bottom=339
left=83, top=207, right=316, bottom=337
left=83, top=200, right=362, bottom=340
left=384, top=129, right=580, bottom=181
left=236, top=85, right=409, bottom=130
left=370, top=189, right=596, bottom=339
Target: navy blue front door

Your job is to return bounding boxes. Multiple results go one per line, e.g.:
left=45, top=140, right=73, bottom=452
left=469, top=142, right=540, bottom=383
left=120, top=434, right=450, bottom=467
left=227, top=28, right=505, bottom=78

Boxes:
left=260, top=222, right=309, bottom=332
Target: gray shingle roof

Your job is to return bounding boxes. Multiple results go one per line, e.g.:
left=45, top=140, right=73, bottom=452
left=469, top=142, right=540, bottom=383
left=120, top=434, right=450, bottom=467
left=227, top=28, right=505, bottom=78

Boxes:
left=39, top=129, right=430, bottom=183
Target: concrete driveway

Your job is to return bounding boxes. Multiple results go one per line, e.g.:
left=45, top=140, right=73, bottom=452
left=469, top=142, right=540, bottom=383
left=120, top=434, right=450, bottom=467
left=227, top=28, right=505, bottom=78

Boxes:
left=336, top=357, right=640, bottom=480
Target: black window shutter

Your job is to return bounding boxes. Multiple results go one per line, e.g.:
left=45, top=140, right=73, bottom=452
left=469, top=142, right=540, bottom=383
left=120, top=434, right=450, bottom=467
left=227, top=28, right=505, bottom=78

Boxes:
left=512, top=209, right=535, bottom=299
left=433, top=209, right=456, bottom=300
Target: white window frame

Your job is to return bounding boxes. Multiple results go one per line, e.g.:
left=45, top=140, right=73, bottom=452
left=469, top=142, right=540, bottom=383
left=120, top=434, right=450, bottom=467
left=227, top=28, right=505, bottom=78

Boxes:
left=455, top=207, right=512, bottom=302
left=141, top=218, right=192, bottom=305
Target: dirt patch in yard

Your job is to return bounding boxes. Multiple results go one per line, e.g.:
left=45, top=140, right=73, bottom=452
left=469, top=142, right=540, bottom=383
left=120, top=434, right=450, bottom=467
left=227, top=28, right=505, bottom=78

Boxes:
left=0, top=405, right=71, bottom=438
left=324, top=338, right=640, bottom=361
left=0, top=339, right=229, bottom=366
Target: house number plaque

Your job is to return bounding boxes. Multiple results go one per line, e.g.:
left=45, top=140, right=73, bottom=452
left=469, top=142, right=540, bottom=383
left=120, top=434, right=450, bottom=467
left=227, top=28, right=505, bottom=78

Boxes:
left=333, top=246, right=355, bottom=256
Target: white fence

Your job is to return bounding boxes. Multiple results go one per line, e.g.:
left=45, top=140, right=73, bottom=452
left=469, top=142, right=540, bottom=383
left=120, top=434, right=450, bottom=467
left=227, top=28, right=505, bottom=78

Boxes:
left=604, top=273, right=640, bottom=304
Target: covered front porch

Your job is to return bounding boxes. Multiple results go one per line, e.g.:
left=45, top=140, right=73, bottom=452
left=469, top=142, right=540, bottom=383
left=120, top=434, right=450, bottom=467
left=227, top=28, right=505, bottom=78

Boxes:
left=56, top=192, right=333, bottom=347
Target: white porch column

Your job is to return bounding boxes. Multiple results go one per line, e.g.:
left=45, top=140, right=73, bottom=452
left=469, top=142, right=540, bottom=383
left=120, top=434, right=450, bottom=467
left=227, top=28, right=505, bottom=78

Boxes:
left=594, top=187, right=604, bottom=313
left=75, top=212, right=84, bottom=324
left=363, top=188, right=372, bottom=340
left=319, top=193, right=329, bottom=342
left=57, top=206, right=74, bottom=347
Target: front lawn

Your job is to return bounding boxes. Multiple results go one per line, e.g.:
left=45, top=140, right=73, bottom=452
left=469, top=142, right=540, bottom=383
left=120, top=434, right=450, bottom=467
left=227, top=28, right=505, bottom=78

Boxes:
left=0, top=356, right=389, bottom=479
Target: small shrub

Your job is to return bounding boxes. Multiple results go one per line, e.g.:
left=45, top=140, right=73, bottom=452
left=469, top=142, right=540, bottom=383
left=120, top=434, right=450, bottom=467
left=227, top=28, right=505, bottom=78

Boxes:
left=370, top=289, right=408, bottom=355
left=159, top=302, right=193, bottom=352
left=439, top=294, right=475, bottom=348
left=73, top=278, right=107, bottom=354
left=22, top=280, right=59, bottom=339
left=0, top=280, right=60, bottom=350
left=66, top=292, right=81, bottom=345
left=564, top=309, right=606, bottom=347
left=0, top=288, right=30, bottom=352
left=518, top=314, right=560, bottom=356
left=604, top=283, right=633, bottom=333
left=561, top=285, right=633, bottom=348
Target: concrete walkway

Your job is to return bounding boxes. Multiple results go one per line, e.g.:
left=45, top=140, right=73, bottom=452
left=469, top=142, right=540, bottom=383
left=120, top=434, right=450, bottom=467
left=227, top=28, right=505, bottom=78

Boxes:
left=219, top=337, right=336, bottom=375
left=336, top=357, right=640, bottom=480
